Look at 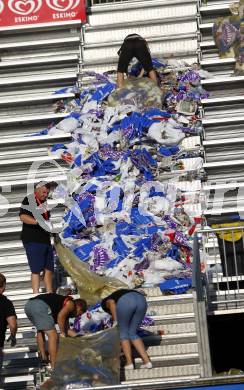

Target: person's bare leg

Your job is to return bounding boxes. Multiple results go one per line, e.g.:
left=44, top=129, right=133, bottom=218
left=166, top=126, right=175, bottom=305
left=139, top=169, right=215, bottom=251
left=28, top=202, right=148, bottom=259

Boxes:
left=117, top=72, right=125, bottom=88
left=46, top=329, right=58, bottom=369
left=31, top=273, right=40, bottom=294
left=148, top=69, right=157, bottom=84
left=121, top=339, right=133, bottom=366
left=131, top=338, right=150, bottom=364
left=36, top=331, right=47, bottom=360
left=44, top=269, right=53, bottom=293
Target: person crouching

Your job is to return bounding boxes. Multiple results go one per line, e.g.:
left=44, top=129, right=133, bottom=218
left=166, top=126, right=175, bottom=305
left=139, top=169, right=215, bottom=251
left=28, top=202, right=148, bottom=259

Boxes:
left=24, top=293, right=87, bottom=370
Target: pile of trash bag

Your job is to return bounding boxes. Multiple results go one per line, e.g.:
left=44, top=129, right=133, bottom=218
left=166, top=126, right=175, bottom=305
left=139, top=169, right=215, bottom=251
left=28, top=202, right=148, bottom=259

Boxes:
left=40, top=58, right=211, bottom=292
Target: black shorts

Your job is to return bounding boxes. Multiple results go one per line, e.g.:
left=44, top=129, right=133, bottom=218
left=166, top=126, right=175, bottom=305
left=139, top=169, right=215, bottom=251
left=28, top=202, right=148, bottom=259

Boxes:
left=117, top=37, right=153, bottom=74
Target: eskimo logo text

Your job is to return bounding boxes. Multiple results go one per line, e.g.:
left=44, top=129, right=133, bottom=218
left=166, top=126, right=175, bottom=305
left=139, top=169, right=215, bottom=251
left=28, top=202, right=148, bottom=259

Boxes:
left=46, top=0, right=80, bottom=12
left=8, top=0, right=42, bottom=15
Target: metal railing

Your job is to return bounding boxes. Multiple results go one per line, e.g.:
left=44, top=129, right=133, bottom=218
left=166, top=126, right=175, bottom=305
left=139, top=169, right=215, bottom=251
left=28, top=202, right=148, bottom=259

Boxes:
left=193, top=226, right=244, bottom=313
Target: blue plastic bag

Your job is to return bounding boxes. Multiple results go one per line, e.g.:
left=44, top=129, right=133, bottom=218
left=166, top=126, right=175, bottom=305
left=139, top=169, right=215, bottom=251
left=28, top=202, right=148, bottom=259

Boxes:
left=159, top=277, right=192, bottom=294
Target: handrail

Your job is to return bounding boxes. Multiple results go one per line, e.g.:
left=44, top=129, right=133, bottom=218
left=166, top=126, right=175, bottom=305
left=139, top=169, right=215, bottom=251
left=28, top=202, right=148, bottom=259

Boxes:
left=194, top=225, right=244, bottom=313
left=192, top=232, right=205, bottom=302
left=199, top=226, right=244, bottom=233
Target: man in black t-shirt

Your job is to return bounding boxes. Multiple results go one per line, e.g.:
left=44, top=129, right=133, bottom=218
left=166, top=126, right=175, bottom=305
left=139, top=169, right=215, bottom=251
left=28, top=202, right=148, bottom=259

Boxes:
left=0, top=273, right=17, bottom=351
left=19, top=182, right=54, bottom=294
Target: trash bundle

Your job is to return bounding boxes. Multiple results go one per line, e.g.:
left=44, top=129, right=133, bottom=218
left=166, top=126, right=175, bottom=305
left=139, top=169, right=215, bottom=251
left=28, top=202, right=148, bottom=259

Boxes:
left=40, top=59, right=210, bottom=294
left=40, top=327, right=120, bottom=389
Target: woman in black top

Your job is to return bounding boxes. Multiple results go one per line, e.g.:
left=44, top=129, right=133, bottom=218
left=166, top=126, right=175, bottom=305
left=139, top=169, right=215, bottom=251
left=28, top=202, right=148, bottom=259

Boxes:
left=102, top=289, right=152, bottom=369
left=25, top=293, right=87, bottom=370
left=117, top=34, right=157, bottom=88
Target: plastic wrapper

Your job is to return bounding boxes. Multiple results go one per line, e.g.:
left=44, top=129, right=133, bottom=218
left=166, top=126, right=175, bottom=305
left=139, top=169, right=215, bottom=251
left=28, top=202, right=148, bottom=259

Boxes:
left=55, top=241, right=126, bottom=305
left=213, top=0, right=244, bottom=74
left=40, top=327, right=120, bottom=389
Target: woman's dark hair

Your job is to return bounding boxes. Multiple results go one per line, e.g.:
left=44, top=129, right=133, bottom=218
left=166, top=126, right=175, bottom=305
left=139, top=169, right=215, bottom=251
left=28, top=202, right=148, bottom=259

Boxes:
left=74, top=299, right=87, bottom=313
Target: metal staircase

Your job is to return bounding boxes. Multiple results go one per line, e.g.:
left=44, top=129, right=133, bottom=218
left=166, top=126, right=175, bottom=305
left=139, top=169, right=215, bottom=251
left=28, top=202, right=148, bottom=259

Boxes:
left=0, top=1, right=214, bottom=388
left=123, top=288, right=201, bottom=385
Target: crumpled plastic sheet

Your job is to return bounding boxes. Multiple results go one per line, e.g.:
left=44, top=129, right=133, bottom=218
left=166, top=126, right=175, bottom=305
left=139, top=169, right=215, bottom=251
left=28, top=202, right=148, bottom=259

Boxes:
left=213, top=0, right=244, bottom=75
left=108, top=77, right=163, bottom=109
left=72, top=302, right=154, bottom=335
left=35, top=58, right=210, bottom=291
left=40, top=327, right=120, bottom=389
left=55, top=241, right=126, bottom=305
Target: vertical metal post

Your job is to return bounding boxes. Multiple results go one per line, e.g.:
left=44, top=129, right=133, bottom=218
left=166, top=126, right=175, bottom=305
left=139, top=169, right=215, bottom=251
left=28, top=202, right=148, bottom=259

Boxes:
left=193, top=294, right=212, bottom=378
left=193, top=233, right=212, bottom=377
left=78, top=24, right=86, bottom=88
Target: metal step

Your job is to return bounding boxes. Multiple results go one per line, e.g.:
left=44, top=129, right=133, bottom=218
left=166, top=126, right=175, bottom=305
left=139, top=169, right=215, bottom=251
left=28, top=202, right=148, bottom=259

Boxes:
left=144, top=321, right=196, bottom=334
left=204, top=159, right=244, bottom=169
left=0, top=93, right=75, bottom=106
left=0, top=36, right=80, bottom=51
left=0, top=174, right=67, bottom=191
left=0, top=112, right=68, bottom=125
left=0, top=55, right=78, bottom=69
left=83, top=33, right=197, bottom=64
left=144, top=343, right=199, bottom=356
left=1, top=374, right=35, bottom=389
left=0, top=73, right=77, bottom=88
left=124, top=364, right=201, bottom=381
left=134, top=353, right=199, bottom=368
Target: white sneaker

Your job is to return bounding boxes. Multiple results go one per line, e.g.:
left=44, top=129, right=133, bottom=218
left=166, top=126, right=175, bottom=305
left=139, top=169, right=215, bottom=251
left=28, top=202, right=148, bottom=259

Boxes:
left=140, top=362, right=152, bottom=369
left=124, top=364, right=134, bottom=370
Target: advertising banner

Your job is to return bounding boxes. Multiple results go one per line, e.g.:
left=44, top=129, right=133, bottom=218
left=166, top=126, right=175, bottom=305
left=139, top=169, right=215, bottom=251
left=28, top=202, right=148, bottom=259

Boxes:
left=0, top=0, right=86, bottom=28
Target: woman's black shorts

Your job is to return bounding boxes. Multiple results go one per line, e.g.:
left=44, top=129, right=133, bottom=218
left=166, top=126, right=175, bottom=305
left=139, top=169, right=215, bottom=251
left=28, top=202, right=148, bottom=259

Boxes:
left=117, top=37, right=153, bottom=74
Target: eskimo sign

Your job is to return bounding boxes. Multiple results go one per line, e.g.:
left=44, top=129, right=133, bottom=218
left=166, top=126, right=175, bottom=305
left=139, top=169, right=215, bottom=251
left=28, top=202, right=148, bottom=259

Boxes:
left=0, top=0, right=86, bottom=27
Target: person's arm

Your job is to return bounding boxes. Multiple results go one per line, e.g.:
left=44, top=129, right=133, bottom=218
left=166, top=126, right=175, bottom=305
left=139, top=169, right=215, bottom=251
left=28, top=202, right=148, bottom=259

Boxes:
left=19, top=214, right=38, bottom=225
left=106, top=299, right=117, bottom=322
left=138, top=68, right=145, bottom=78
left=19, top=197, right=38, bottom=225
left=117, top=72, right=125, bottom=88
left=6, top=316, right=17, bottom=346
left=7, top=316, right=17, bottom=337
left=57, top=301, right=75, bottom=337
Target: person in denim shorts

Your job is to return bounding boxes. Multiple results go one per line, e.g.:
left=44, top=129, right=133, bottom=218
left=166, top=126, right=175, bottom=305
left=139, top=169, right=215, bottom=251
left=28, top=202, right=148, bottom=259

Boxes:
left=101, top=289, right=152, bottom=369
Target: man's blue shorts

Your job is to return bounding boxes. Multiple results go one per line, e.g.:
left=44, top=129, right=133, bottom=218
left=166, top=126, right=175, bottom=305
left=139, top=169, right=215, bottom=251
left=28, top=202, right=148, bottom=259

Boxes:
left=23, top=242, right=54, bottom=273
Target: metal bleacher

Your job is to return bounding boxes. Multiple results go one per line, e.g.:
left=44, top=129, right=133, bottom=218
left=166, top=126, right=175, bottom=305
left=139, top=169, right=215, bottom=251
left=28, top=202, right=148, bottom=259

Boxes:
left=196, top=0, right=244, bottom=313
left=82, top=0, right=198, bottom=74
left=0, top=20, right=80, bottom=389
